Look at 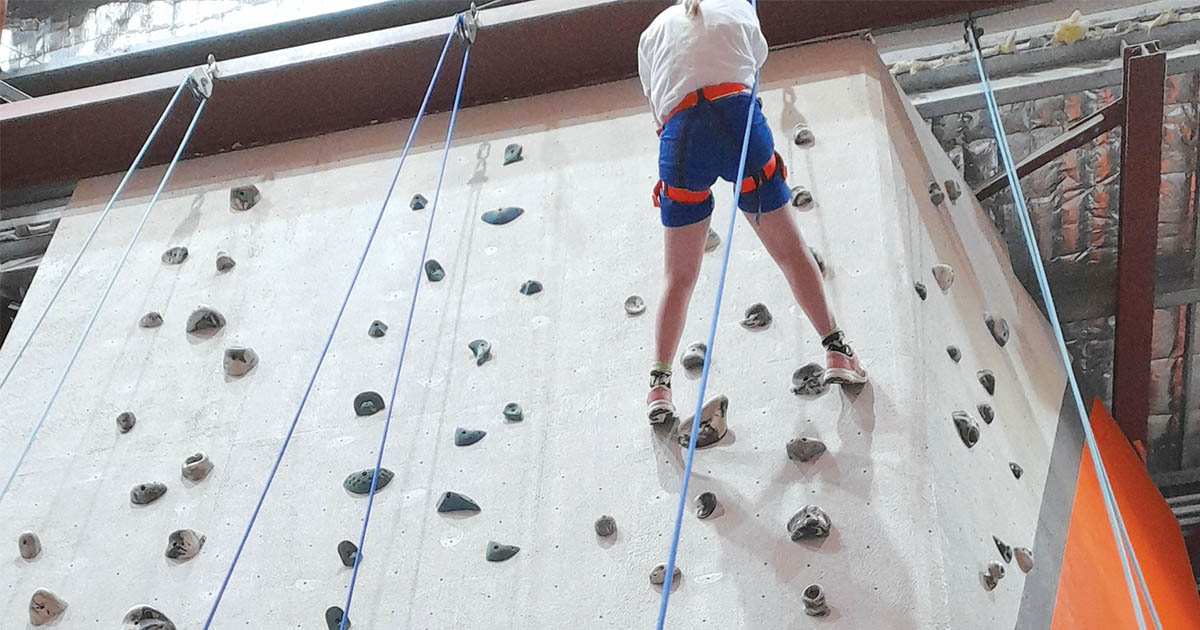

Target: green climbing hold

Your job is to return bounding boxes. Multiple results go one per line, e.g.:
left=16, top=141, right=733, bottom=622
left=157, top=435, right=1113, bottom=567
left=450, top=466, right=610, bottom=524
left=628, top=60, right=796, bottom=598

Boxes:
left=354, top=391, right=385, bottom=417
left=482, top=207, right=524, bottom=225
left=469, top=339, right=492, bottom=366
left=503, top=403, right=523, bottom=422
left=437, top=491, right=481, bottom=513
left=343, top=468, right=393, bottom=495
left=425, top=259, right=445, bottom=282
left=486, top=540, right=520, bottom=562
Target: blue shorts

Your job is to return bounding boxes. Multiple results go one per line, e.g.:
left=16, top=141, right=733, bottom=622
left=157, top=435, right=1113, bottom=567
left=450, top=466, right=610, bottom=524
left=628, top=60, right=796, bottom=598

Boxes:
left=657, top=93, right=790, bottom=228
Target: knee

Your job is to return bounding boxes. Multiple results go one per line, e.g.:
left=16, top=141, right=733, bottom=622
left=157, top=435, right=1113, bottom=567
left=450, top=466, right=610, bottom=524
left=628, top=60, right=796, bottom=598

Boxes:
left=665, top=264, right=701, bottom=292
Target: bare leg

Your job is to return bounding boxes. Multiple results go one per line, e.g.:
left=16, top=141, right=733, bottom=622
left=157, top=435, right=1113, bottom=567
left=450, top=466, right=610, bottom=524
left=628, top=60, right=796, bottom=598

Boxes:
left=654, top=218, right=711, bottom=364
left=743, top=204, right=836, bottom=336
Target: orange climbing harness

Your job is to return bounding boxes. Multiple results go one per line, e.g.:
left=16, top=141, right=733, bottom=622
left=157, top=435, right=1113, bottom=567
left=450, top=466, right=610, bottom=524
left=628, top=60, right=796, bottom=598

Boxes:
left=661, top=82, right=747, bottom=128
left=653, top=151, right=786, bottom=208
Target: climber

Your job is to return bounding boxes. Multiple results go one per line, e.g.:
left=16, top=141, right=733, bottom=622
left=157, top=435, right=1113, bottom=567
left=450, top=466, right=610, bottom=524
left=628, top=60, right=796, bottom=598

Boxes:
left=639, top=0, right=868, bottom=425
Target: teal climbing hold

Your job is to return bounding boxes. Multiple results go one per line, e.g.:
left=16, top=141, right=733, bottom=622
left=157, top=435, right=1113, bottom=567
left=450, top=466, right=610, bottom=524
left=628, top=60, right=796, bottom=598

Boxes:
left=482, top=207, right=524, bottom=225
left=486, top=540, right=520, bottom=562
left=503, top=403, right=523, bottom=422
left=354, top=391, right=385, bottom=417
left=343, top=468, right=393, bottom=495
left=437, top=491, right=481, bottom=513
left=425, top=259, right=445, bottom=282
left=455, top=428, right=486, bottom=446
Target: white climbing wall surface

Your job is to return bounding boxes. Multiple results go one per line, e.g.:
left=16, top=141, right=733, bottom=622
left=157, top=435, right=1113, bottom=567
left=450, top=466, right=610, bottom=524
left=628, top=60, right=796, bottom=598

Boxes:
left=1, top=38, right=1071, bottom=629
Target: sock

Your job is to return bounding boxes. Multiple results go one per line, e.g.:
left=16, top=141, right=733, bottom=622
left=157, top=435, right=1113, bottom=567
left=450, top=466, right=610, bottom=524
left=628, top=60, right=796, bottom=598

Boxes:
left=821, top=328, right=854, bottom=357
left=650, top=361, right=672, bottom=389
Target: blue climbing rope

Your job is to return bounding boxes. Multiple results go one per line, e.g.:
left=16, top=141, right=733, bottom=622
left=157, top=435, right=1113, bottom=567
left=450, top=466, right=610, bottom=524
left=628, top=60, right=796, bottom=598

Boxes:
left=0, top=90, right=207, bottom=508
left=199, top=24, right=459, bottom=630
left=338, top=34, right=471, bottom=630
left=966, top=23, right=1160, bottom=629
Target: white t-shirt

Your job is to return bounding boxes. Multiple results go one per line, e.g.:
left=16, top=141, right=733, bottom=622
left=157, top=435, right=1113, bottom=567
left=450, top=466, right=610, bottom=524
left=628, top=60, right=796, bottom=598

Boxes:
left=637, top=0, right=768, bottom=125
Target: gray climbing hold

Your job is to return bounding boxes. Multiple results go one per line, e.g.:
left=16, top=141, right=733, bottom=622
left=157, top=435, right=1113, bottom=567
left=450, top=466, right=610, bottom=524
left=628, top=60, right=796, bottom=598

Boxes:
left=594, top=515, right=617, bottom=537
left=117, top=411, right=137, bottom=434
left=982, top=560, right=1005, bottom=591
left=624, top=295, right=645, bottom=316
left=139, top=312, right=163, bottom=328
left=786, top=438, right=826, bottom=463
left=790, top=185, right=813, bottom=209
left=354, top=391, right=385, bottom=417
left=649, top=563, right=681, bottom=586
left=455, top=428, right=486, bottom=446
left=469, top=339, right=492, bottom=366
left=216, top=251, right=236, bottom=272
left=953, top=411, right=980, bottom=448
left=680, top=341, right=706, bottom=371
left=325, top=606, right=349, bottom=630
left=787, top=505, right=831, bottom=542
left=914, top=281, right=927, bottom=300
left=165, top=529, right=205, bottom=561
left=410, top=194, right=427, bottom=210
left=368, top=320, right=388, bottom=338
left=1010, top=462, right=1023, bottom=479
left=929, top=181, right=945, bottom=206
left=18, top=532, right=40, bottom=560
left=1014, top=546, right=1034, bottom=573
left=29, top=588, right=68, bottom=627
left=504, top=143, right=523, bottom=165
left=437, top=491, right=481, bottom=513
left=161, top=246, right=189, bottom=265
left=343, top=468, right=393, bottom=495
left=932, top=264, right=954, bottom=292
left=791, top=362, right=827, bottom=397
left=482, top=207, right=524, bottom=225
left=338, top=540, right=359, bottom=567
left=947, top=346, right=961, bottom=363
left=978, top=402, right=995, bottom=425
left=993, top=536, right=1013, bottom=563
left=122, top=604, right=175, bottom=630
left=792, top=122, right=815, bottom=146
left=230, top=184, right=261, bottom=211
left=676, top=394, right=728, bottom=448
left=503, top=403, right=523, bottom=422
left=945, top=180, right=962, bottom=202
left=985, top=313, right=1010, bottom=347
left=224, top=347, right=258, bottom=377
left=705, top=227, right=721, bottom=252
left=741, top=303, right=771, bottom=329
left=425, top=259, right=445, bottom=282
left=130, top=482, right=168, bottom=505
left=181, top=452, right=213, bottom=482
left=803, top=584, right=829, bottom=617
left=520, top=280, right=542, bottom=296
left=978, top=369, right=995, bottom=396
left=486, top=540, right=520, bottom=562
left=810, top=247, right=826, bottom=277
left=186, top=305, right=226, bottom=336
left=695, top=492, right=717, bottom=520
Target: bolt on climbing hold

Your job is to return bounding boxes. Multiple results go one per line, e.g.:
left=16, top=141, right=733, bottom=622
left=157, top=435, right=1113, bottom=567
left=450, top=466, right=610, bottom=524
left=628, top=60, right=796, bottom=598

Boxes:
left=947, top=346, right=961, bottom=363
left=932, top=264, right=954, bottom=292
left=1014, top=546, right=1034, bottom=573
left=425, top=259, right=445, bottom=282
left=945, top=180, right=962, bottom=202
left=139, top=312, right=163, bottom=328
left=215, top=251, right=236, bottom=272
left=503, top=403, right=523, bottom=422
left=343, top=468, right=394, bottom=495
left=928, top=181, right=945, bottom=206
left=325, top=606, right=350, bottom=630
left=116, top=411, right=137, bottom=434
left=680, top=341, right=707, bottom=371
left=788, top=505, right=831, bottom=542
left=503, top=143, right=523, bottom=165
left=337, top=540, right=359, bottom=567
left=165, top=529, right=205, bottom=561
left=161, top=246, right=189, bottom=265
left=790, top=185, right=813, bottom=209
left=223, top=347, right=259, bottom=377
left=230, top=184, right=261, bottom=212
left=468, top=339, right=492, bottom=366
left=676, top=394, right=729, bottom=448
left=594, top=515, right=617, bottom=537
left=985, top=313, right=1010, bottom=347
left=978, top=369, right=995, bottom=396
left=130, top=482, right=168, bottom=505
left=1009, top=462, right=1023, bottom=479
left=981, top=560, right=1006, bottom=591
left=354, top=391, right=385, bottom=417
left=487, top=541, right=520, bottom=562
left=186, top=305, right=226, bottom=336
left=624, top=295, right=645, bottom=316
left=977, top=402, right=995, bottom=425
left=993, top=536, right=1013, bottom=563
left=810, top=247, right=826, bottom=277
left=914, top=281, right=927, bottom=300
left=741, top=303, right=772, bottom=329
left=181, top=452, right=214, bottom=482
left=454, top=428, right=486, bottom=446
left=695, top=492, right=718, bottom=519
left=953, top=411, right=980, bottom=448
left=705, top=227, right=721, bottom=252
left=481, top=207, right=524, bottom=225
left=791, top=362, right=827, bottom=397
left=437, top=491, right=481, bottom=513
left=410, top=194, right=427, bottom=210
left=786, top=437, right=826, bottom=463
left=368, top=320, right=388, bottom=338
left=29, top=588, right=68, bottom=626
left=123, top=605, right=175, bottom=630
left=792, top=122, right=815, bottom=146
left=803, top=584, right=829, bottom=617
left=18, top=532, right=41, bottom=560
left=520, top=280, right=543, bottom=295
left=649, top=563, right=681, bottom=587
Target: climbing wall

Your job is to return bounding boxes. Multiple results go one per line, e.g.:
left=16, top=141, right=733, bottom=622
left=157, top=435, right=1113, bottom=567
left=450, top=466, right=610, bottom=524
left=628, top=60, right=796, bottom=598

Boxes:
left=3, top=37, right=1191, bottom=629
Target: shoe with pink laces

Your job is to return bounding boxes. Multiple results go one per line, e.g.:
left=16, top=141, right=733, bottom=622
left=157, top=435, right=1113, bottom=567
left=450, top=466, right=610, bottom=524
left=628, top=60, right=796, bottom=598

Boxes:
left=647, top=363, right=677, bottom=425
left=821, top=329, right=868, bottom=386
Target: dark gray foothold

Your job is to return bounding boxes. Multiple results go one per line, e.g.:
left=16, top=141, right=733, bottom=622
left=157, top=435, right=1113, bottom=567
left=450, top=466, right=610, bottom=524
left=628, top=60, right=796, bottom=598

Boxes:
left=425, top=259, right=445, bottom=282
left=338, top=540, right=359, bottom=567
left=165, top=529, right=205, bottom=561
left=947, top=346, right=961, bottom=363
left=914, top=281, right=927, bottom=300
left=953, top=411, right=980, bottom=448
left=325, top=606, right=350, bottom=630
left=705, top=227, right=720, bottom=252
left=122, top=604, right=175, bottom=630
left=978, top=369, right=996, bottom=395
left=181, top=452, right=214, bottom=482
left=929, top=181, right=945, bottom=206
left=469, top=339, right=492, bottom=366
left=503, top=143, right=523, bottom=165
left=18, top=532, right=41, bottom=560
left=368, top=320, right=388, bottom=338
left=139, top=312, right=163, bottom=328
left=791, top=362, right=827, bottom=397
left=932, top=264, right=954, bottom=292
left=29, top=589, right=68, bottom=626
left=486, top=540, right=520, bottom=562
left=216, top=251, right=236, bottom=272
left=978, top=402, right=995, bottom=425
left=354, top=391, right=385, bottom=417
left=230, top=184, right=261, bottom=211
left=130, top=482, right=168, bottom=505
left=520, top=280, right=542, bottom=295
left=481, top=207, right=524, bottom=225
left=503, top=403, right=523, bottom=422
left=945, top=180, right=962, bottom=202
left=740, top=303, right=771, bottom=329
left=1015, top=546, right=1034, bottom=573
left=186, top=305, right=226, bottom=336
left=680, top=342, right=706, bottom=371
left=455, top=428, right=486, bottom=446
left=787, top=505, right=831, bottom=542
left=343, top=468, right=394, bottom=495
left=982, top=560, right=1005, bottom=591
left=695, top=492, right=717, bottom=519
left=1010, top=462, right=1023, bottom=479
left=594, top=515, right=617, bottom=537
left=810, top=247, right=826, bottom=276
left=993, top=536, right=1013, bottom=563
left=437, top=491, right=481, bottom=513
left=802, top=584, right=829, bottom=617
left=676, top=394, right=728, bottom=448
left=792, top=122, right=815, bottom=146
left=649, top=563, right=681, bottom=586
left=117, top=411, right=137, bottom=434
left=223, top=347, right=258, bottom=377
left=985, top=313, right=1010, bottom=347
left=161, top=246, right=189, bottom=265
left=624, top=295, right=645, bottom=316
left=786, top=438, right=827, bottom=463
left=410, top=194, right=427, bottom=210
left=790, top=185, right=814, bottom=209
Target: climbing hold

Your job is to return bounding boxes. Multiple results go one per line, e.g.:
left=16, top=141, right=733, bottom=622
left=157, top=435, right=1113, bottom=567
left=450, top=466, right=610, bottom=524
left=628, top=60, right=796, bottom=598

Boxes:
left=29, top=588, right=68, bottom=626
left=486, top=541, right=520, bottom=562
left=787, top=505, right=831, bottom=542
left=810, top=247, right=826, bottom=276
left=978, top=402, right=995, bottom=425
left=455, top=428, right=487, bottom=446
left=121, top=604, right=175, bottom=630
left=594, top=515, right=617, bottom=537
left=985, top=314, right=1010, bottom=347
left=116, top=411, right=137, bottom=434
left=325, top=606, right=349, bottom=630
left=676, top=394, right=729, bottom=448
left=230, top=184, right=261, bottom=211
left=740, top=302, right=772, bottom=329
left=437, top=491, right=481, bottom=513
left=520, top=280, right=543, bottom=295
left=181, top=452, right=214, bottom=482
left=953, top=411, right=980, bottom=448
left=928, top=181, right=945, bottom=206
left=139, top=312, right=163, bottom=328
left=165, top=529, right=205, bottom=561
left=649, top=563, right=681, bottom=586
left=680, top=341, right=707, bottom=371
left=468, top=339, right=492, bottom=366
left=130, top=482, right=168, bottom=505
left=978, top=369, right=996, bottom=396
left=368, top=320, right=388, bottom=338
left=1014, top=546, right=1034, bottom=573
left=705, top=227, right=721, bottom=252
left=424, top=259, right=445, bottom=282
left=503, top=403, right=523, bottom=422
left=343, top=468, right=394, bottom=495
left=932, top=264, right=954, bottom=292
left=481, top=207, right=524, bottom=225
left=982, top=560, right=1005, bottom=591
left=354, top=391, right=385, bottom=417
left=223, top=347, right=258, bottom=377
left=792, top=122, right=815, bottom=146
left=947, top=346, right=961, bottom=363
left=18, top=532, right=41, bottom=560
left=802, top=584, right=829, bottom=617
left=695, top=492, right=718, bottom=520
left=786, top=438, right=826, bottom=463
left=914, top=281, right=927, bottom=300
left=337, top=540, right=359, bottom=567
left=790, top=185, right=813, bottom=209
left=215, top=251, right=236, bottom=272
left=624, top=295, right=645, bottom=316
left=503, top=143, right=523, bottom=165
left=1009, top=462, right=1023, bottom=479
left=945, top=180, right=962, bottom=202
left=186, top=305, right=226, bottom=336
left=410, top=194, right=427, bottom=210
left=791, top=362, right=827, bottom=397
left=161, top=246, right=189, bottom=265
left=993, top=536, right=1013, bottom=563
